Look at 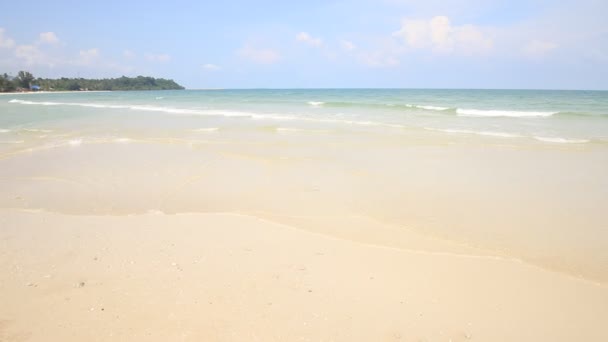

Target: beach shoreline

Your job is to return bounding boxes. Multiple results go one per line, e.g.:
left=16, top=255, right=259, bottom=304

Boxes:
left=0, top=90, right=112, bottom=96
left=1, top=89, right=607, bottom=341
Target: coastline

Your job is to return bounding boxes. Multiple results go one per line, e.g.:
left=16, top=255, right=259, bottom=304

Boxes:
left=1, top=89, right=607, bottom=341
left=0, top=90, right=112, bottom=95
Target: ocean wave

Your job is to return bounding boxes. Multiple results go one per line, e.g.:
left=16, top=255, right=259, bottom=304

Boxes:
left=8, top=98, right=410, bottom=128
left=9, top=98, right=605, bottom=119
left=8, top=99, right=265, bottom=119
left=425, top=127, right=522, bottom=138
left=426, top=127, right=593, bottom=143
left=0, top=129, right=10, bottom=133
left=276, top=127, right=330, bottom=133
left=0, top=140, right=24, bottom=144
left=456, top=108, right=557, bottom=117
left=406, top=104, right=450, bottom=111
left=534, top=137, right=590, bottom=144
left=10, top=98, right=128, bottom=109
left=191, top=128, right=220, bottom=132
left=316, top=100, right=452, bottom=112
left=22, top=128, right=53, bottom=133
left=314, top=119, right=405, bottom=128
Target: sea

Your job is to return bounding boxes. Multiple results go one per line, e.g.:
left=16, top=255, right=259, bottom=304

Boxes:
left=2, top=89, right=607, bottom=144
left=1, top=89, right=607, bottom=283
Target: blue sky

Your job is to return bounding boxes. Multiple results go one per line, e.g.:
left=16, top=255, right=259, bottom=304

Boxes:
left=1, top=0, right=607, bottom=89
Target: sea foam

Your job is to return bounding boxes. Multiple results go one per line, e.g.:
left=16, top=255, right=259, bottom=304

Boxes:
left=425, top=127, right=522, bottom=138
left=276, top=127, right=330, bottom=133
left=534, top=137, right=589, bottom=144
left=457, top=108, right=557, bottom=117
left=407, top=104, right=450, bottom=111
left=191, top=128, right=220, bottom=132
left=8, top=99, right=405, bottom=128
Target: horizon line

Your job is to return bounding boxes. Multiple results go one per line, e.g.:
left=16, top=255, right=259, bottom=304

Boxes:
left=184, top=87, right=608, bottom=92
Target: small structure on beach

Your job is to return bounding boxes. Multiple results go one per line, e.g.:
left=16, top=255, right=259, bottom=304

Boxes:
left=30, top=85, right=41, bottom=91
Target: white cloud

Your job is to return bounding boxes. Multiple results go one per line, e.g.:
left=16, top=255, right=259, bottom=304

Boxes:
left=522, top=40, right=558, bottom=59
left=202, top=63, right=221, bottom=71
left=393, top=15, right=492, bottom=55
left=123, top=49, right=136, bottom=59
left=238, top=44, right=281, bottom=64
left=145, top=53, right=171, bottom=62
left=358, top=51, right=400, bottom=68
left=76, top=48, right=100, bottom=65
left=38, top=32, right=60, bottom=45
left=15, top=45, right=45, bottom=64
left=296, top=32, right=323, bottom=47
left=80, top=48, right=99, bottom=59
left=341, top=40, right=356, bottom=51
left=0, top=31, right=140, bottom=77
left=0, top=28, right=15, bottom=49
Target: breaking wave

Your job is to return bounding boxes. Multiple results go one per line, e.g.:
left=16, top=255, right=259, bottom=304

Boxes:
left=456, top=108, right=557, bottom=118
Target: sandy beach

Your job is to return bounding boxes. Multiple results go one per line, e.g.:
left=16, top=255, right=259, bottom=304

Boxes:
left=1, top=89, right=608, bottom=341
left=2, top=209, right=608, bottom=341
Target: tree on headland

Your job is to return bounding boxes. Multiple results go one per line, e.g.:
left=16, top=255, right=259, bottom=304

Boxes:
left=0, top=73, right=16, bottom=92
left=0, top=70, right=185, bottom=92
left=16, top=71, right=35, bottom=89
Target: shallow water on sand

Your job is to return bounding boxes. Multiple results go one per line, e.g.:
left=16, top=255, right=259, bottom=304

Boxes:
left=1, top=89, right=607, bottom=282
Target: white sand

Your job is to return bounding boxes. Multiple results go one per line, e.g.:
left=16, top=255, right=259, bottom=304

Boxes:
left=1, top=209, right=607, bottom=341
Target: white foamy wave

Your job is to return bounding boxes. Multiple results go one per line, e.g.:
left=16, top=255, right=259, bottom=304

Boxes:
left=114, top=138, right=132, bottom=143
left=457, top=108, right=557, bottom=117
left=406, top=104, right=450, bottom=111
left=308, top=101, right=325, bottom=107
left=479, top=131, right=523, bottom=138
left=315, top=118, right=404, bottom=128
left=191, top=128, right=220, bottom=132
left=276, top=127, right=329, bottom=133
left=353, top=121, right=404, bottom=128
left=8, top=99, right=265, bottom=119
left=0, top=140, right=24, bottom=144
left=7, top=98, right=407, bottom=130
left=8, top=98, right=306, bottom=122
left=425, top=127, right=522, bottom=138
left=22, top=128, right=53, bottom=133
left=251, top=113, right=298, bottom=121
left=9, top=99, right=62, bottom=106
left=534, top=137, right=589, bottom=144
left=10, top=98, right=128, bottom=109
left=69, top=139, right=82, bottom=146
left=0, top=129, right=10, bottom=133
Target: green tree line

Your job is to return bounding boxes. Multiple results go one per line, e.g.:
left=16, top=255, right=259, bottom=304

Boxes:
left=0, top=71, right=185, bottom=92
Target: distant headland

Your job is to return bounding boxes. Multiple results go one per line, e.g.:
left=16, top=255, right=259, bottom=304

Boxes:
left=0, top=71, right=185, bottom=92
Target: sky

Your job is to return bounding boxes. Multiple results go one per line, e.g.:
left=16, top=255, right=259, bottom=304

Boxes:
left=1, top=0, right=607, bottom=89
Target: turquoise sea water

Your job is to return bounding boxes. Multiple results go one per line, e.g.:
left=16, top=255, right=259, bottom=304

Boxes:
left=1, top=89, right=608, bottom=145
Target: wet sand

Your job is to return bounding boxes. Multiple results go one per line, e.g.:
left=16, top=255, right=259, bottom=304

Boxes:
left=1, top=114, right=607, bottom=341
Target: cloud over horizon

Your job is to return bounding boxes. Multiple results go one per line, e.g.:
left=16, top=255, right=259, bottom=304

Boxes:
left=238, top=44, right=281, bottom=64
left=296, top=32, right=323, bottom=47
left=393, top=16, right=493, bottom=55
